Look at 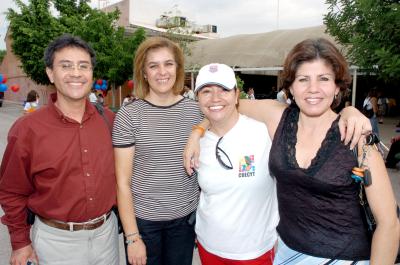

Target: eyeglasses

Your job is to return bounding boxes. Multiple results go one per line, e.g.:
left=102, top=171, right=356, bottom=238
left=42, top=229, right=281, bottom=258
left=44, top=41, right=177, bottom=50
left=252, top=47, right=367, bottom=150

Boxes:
left=56, top=62, right=92, bottom=72
left=215, top=137, right=233, bottom=170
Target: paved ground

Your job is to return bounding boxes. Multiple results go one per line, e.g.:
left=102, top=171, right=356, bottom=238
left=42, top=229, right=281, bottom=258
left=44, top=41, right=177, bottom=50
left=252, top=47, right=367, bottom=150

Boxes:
left=0, top=101, right=399, bottom=264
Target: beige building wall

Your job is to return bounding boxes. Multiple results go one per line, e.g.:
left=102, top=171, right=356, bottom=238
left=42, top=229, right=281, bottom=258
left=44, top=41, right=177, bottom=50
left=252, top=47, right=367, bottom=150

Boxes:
left=101, top=0, right=130, bottom=27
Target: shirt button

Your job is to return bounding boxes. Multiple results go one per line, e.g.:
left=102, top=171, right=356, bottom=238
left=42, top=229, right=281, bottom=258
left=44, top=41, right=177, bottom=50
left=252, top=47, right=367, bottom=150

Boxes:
left=83, top=149, right=88, bottom=153
left=86, top=173, right=90, bottom=176
left=89, top=198, right=93, bottom=201
left=80, top=125, right=83, bottom=129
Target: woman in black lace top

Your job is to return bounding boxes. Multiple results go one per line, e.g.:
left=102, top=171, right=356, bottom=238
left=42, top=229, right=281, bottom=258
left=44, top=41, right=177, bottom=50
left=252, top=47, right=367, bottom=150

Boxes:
left=269, top=38, right=399, bottom=264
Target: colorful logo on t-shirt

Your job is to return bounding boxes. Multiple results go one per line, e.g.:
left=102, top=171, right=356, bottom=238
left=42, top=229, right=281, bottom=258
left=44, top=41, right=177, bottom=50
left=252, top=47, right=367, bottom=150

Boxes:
left=238, top=155, right=255, bottom=177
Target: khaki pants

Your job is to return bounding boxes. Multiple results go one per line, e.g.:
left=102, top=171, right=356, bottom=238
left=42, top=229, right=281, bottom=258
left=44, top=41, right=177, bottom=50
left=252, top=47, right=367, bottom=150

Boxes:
left=32, top=212, right=119, bottom=265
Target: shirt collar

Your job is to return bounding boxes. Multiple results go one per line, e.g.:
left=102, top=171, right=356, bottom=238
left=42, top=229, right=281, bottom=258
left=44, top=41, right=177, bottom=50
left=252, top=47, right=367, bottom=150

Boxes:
left=48, top=93, right=96, bottom=124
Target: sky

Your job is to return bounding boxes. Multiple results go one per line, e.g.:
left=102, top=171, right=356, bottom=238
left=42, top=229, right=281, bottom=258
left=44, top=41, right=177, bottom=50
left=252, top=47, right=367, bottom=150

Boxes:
left=0, top=0, right=330, bottom=50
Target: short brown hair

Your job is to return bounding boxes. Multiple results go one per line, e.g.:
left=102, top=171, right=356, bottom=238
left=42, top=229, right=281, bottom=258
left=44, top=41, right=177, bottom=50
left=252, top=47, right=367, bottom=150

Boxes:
left=281, top=38, right=352, bottom=107
left=133, top=37, right=185, bottom=99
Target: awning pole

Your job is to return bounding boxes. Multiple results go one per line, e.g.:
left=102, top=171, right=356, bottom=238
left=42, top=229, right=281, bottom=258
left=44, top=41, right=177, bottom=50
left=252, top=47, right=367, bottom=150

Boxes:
left=351, top=68, right=357, bottom=106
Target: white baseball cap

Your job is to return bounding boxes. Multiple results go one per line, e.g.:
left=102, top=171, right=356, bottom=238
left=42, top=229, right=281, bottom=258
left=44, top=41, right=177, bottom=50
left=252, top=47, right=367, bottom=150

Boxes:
left=194, top=63, right=237, bottom=93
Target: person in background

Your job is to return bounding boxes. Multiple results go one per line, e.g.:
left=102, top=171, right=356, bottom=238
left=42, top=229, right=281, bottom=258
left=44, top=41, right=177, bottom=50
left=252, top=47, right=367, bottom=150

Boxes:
left=112, top=36, right=203, bottom=265
left=183, top=85, right=196, bottom=100
left=122, top=94, right=132, bottom=106
left=377, top=90, right=388, bottom=124
left=193, top=63, right=278, bottom=265
left=269, top=38, right=399, bottom=264
left=247, top=87, right=255, bottom=100
left=363, top=88, right=379, bottom=136
left=23, top=90, right=40, bottom=114
left=89, top=88, right=97, bottom=103
left=269, top=86, right=278, bottom=99
left=276, top=87, right=291, bottom=105
left=0, top=34, right=119, bottom=265
left=385, top=135, right=400, bottom=169
left=0, top=91, right=4, bottom=107
left=97, top=93, right=105, bottom=106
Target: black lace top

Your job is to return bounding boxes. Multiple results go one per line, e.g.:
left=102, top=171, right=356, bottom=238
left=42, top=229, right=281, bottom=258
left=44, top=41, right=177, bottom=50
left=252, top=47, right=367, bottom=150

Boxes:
left=269, top=106, right=371, bottom=260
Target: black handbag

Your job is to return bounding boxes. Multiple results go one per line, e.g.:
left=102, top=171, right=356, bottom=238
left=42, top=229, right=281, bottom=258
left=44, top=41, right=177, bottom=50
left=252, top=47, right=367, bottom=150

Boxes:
left=362, top=106, right=374, bottom=118
left=358, top=180, right=376, bottom=234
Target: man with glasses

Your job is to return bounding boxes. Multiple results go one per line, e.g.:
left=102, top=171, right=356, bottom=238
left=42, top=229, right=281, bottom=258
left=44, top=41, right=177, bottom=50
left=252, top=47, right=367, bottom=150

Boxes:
left=0, top=34, right=119, bottom=265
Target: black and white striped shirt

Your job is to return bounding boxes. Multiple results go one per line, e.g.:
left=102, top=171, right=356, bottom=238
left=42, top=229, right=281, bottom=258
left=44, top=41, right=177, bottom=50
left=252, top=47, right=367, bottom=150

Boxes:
left=112, top=97, right=203, bottom=220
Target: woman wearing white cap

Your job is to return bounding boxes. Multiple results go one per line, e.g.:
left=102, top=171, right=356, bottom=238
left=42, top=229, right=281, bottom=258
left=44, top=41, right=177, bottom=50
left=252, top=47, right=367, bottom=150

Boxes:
left=193, top=63, right=278, bottom=264
left=191, top=63, right=370, bottom=264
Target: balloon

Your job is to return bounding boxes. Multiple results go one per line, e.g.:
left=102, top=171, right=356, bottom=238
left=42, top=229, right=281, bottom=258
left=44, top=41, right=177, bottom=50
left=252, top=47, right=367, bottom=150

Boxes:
left=101, top=84, right=107, bottom=90
left=96, top=79, right=102, bottom=85
left=2, top=75, right=7, bottom=83
left=127, top=80, right=134, bottom=89
left=103, top=79, right=107, bottom=85
left=11, top=84, right=20, bottom=92
left=0, top=84, right=7, bottom=92
left=0, top=75, right=3, bottom=83
left=95, top=84, right=101, bottom=90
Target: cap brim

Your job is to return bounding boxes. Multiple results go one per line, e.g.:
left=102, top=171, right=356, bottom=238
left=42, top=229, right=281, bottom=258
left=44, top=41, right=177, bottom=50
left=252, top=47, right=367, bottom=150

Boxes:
left=195, top=82, right=234, bottom=93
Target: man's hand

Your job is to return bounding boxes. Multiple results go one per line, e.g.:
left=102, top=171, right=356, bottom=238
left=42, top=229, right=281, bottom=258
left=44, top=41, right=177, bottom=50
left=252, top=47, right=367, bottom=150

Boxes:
left=339, top=106, right=372, bottom=149
left=10, top=244, right=39, bottom=265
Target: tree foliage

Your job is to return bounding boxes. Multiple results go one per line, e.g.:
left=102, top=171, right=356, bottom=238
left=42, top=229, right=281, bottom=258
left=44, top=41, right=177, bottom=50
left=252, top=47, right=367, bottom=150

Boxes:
left=0, top=50, right=6, bottom=63
left=7, top=0, right=146, bottom=85
left=324, top=0, right=400, bottom=81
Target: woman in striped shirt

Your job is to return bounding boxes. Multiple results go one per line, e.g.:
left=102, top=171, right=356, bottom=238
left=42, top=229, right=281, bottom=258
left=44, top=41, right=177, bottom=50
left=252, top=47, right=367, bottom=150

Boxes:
left=113, top=37, right=202, bottom=265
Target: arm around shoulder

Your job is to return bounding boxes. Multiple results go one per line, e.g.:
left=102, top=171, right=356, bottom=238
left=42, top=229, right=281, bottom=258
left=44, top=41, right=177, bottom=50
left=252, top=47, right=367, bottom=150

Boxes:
left=238, top=99, right=286, bottom=138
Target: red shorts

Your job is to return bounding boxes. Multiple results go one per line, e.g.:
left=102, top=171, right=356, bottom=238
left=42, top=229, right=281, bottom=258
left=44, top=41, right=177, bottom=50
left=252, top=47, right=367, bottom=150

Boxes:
left=197, top=242, right=274, bottom=265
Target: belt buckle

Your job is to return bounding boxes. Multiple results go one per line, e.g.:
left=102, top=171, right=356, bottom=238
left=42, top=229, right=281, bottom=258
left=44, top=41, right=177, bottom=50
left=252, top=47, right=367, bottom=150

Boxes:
left=68, top=211, right=109, bottom=231
left=68, top=222, right=74, bottom=232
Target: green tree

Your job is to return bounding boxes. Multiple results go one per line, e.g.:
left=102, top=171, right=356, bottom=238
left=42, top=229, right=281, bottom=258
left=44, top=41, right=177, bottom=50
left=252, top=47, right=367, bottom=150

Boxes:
left=236, top=75, right=248, bottom=99
left=106, top=28, right=146, bottom=87
left=7, top=0, right=145, bottom=86
left=324, top=0, right=400, bottom=81
left=0, top=50, right=6, bottom=63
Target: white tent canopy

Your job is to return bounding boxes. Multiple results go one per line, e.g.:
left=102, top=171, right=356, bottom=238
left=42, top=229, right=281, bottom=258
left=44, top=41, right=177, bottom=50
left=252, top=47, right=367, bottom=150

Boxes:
left=185, top=25, right=341, bottom=69
left=185, top=25, right=358, bottom=105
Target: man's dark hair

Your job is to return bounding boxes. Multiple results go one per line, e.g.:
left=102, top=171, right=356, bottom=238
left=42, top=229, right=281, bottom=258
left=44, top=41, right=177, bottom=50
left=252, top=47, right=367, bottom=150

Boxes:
left=44, top=34, right=96, bottom=68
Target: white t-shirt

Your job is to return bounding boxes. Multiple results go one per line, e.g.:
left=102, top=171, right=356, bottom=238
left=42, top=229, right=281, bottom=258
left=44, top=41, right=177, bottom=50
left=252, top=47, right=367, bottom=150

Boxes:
left=23, top=101, right=38, bottom=112
left=183, top=89, right=195, bottom=100
left=363, top=97, right=373, bottom=110
left=122, top=97, right=131, bottom=106
left=89, top=92, right=97, bottom=103
left=196, top=114, right=279, bottom=260
left=276, top=90, right=286, bottom=103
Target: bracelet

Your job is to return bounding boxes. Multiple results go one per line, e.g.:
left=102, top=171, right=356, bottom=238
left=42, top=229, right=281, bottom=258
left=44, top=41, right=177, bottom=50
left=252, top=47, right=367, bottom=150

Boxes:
left=125, top=235, right=142, bottom=246
left=192, top=125, right=206, bottom=137
left=125, top=232, right=139, bottom=238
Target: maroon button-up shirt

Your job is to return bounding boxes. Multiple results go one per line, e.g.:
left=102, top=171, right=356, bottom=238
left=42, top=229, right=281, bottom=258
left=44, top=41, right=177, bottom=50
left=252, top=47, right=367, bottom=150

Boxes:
left=0, top=93, right=116, bottom=250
